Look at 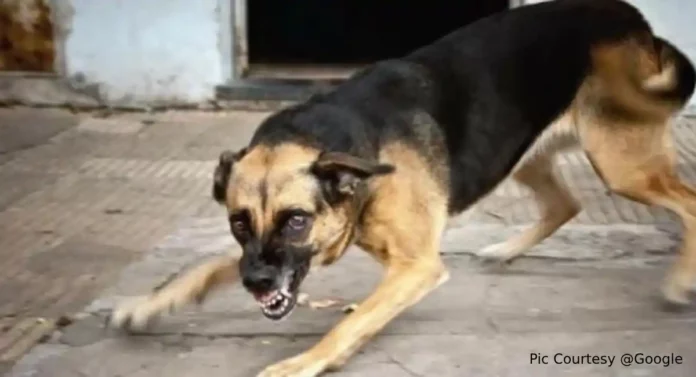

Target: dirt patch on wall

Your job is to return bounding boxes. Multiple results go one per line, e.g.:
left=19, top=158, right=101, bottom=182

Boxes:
left=0, top=0, right=56, bottom=72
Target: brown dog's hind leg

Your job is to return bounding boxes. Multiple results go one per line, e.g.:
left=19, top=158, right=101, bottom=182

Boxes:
left=476, top=155, right=580, bottom=262
left=581, top=118, right=696, bottom=306
left=108, top=255, right=239, bottom=331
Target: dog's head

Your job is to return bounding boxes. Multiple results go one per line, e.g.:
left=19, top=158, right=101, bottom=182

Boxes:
left=212, top=143, right=394, bottom=320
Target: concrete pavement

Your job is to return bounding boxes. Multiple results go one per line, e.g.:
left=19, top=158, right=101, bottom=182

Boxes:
left=10, top=234, right=696, bottom=377
left=1, top=107, right=695, bottom=376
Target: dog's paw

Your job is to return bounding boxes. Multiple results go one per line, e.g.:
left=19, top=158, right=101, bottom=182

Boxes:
left=661, top=282, right=692, bottom=310
left=341, top=303, right=358, bottom=314
left=106, top=295, right=162, bottom=332
left=257, top=353, right=327, bottom=377
left=474, top=242, right=517, bottom=262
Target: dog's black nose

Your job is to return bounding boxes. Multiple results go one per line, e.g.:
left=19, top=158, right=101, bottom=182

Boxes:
left=242, top=269, right=276, bottom=292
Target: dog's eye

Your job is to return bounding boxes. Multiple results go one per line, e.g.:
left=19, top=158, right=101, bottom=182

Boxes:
left=285, top=215, right=308, bottom=231
left=277, top=210, right=313, bottom=238
left=231, top=219, right=248, bottom=233
left=229, top=211, right=251, bottom=236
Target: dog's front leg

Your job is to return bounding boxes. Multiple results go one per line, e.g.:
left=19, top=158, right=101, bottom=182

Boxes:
left=108, top=255, right=239, bottom=331
left=258, top=258, right=449, bottom=377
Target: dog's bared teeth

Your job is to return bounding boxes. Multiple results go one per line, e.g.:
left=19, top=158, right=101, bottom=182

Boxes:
left=258, top=291, right=296, bottom=319
left=257, top=290, right=282, bottom=306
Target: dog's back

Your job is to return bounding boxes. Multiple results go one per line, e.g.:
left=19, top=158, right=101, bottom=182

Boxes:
left=246, top=0, right=695, bottom=217
left=392, top=0, right=695, bottom=213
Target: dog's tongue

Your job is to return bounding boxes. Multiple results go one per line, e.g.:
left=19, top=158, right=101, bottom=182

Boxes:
left=253, top=291, right=274, bottom=302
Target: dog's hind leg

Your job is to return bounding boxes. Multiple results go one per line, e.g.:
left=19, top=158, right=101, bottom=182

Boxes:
left=108, top=255, right=239, bottom=331
left=476, top=154, right=580, bottom=262
left=580, top=116, right=696, bottom=306
left=476, top=115, right=581, bottom=262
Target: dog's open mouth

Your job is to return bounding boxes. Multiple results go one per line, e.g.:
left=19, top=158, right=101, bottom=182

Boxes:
left=254, top=290, right=297, bottom=320
left=252, top=273, right=298, bottom=320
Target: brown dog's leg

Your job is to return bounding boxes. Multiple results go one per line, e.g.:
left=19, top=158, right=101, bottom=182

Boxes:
left=581, top=118, right=696, bottom=305
left=476, top=155, right=580, bottom=262
left=258, top=258, right=448, bottom=377
left=108, top=255, right=239, bottom=330
left=600, top=162, right=696, bottom=305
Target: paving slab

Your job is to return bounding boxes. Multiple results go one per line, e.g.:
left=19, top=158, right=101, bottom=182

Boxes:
left=0, top=108, right=77, bottom=156
left=0, top=109, right=256, bottom=371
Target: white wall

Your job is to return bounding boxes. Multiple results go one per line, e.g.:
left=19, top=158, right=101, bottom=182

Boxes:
left=63, top=0, right=232, bottom=107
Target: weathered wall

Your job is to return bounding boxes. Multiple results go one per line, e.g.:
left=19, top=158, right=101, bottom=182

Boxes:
left=0, top=0, right=56, bottom=72
left=0, top=0, right=232, bottom=108
left=64, top=0, right=232, bottom=107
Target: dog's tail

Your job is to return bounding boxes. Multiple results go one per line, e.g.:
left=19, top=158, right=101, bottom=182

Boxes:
left=599, top=34, right=696, bottom=120
left=640, top=36, right=696, bottom=107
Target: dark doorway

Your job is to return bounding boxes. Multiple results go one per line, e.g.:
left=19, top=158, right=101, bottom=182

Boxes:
left=248, top=0, right=509, bottom=72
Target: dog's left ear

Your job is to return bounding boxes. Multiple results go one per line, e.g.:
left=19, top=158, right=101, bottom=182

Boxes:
left=311, top=151, right=395, bottom=197
left=212, top=147, right=248, bottom=204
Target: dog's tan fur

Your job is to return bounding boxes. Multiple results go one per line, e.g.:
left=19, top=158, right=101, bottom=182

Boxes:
left=478, top=38, right=696, bottom=306
left=109, top=32, right=694, bottom=377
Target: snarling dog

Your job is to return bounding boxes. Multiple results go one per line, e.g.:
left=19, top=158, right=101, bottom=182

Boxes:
left=108, top=0, right=696, bottom=375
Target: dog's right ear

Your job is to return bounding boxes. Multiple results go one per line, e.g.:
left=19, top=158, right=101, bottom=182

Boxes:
left=212, top=148, right=247, bottom=204
left=311, top=151, right=395, bottom=201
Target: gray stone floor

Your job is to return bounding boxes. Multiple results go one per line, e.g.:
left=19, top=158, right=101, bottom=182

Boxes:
left=1, top=107, right=695, bottom=376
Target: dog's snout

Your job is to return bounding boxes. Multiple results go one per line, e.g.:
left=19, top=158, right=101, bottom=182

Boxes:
left=241, top=267, right=276, bottom=293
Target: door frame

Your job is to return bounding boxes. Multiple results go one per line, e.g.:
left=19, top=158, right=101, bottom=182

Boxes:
left=231, top=0, right=526, bottom=80
left=232, top=0, right=249, bottom=79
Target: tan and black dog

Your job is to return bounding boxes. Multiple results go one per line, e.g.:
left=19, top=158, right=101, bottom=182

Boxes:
left=108, top=0, right=696, bottom=376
